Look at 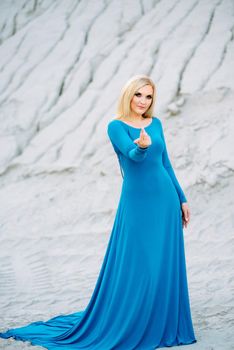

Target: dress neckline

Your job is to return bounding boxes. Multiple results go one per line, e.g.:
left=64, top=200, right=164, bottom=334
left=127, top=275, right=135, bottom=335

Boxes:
left=116, top=117, right=153, bottom=130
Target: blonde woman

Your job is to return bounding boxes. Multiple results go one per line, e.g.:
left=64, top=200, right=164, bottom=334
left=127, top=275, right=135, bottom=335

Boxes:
left=0, top=75, right=197, bottom=349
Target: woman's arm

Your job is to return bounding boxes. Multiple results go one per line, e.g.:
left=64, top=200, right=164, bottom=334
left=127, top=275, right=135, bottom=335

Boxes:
left=107, top=120, right=149, bottom=162
left=159, top=119, right=187, bottom=204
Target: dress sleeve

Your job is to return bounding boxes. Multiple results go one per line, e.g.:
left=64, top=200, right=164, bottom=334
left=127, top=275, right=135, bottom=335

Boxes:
left=107, top=120, right=149, bottom=162
left=159, top=119, right=187, bottom=204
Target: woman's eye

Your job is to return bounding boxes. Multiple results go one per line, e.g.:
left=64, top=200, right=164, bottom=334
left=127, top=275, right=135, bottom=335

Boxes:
left=135, top=93, right=152, bottom=99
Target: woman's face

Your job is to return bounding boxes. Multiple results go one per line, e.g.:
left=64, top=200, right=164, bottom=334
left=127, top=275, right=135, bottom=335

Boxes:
left=130, top=84, right=154, bottom=116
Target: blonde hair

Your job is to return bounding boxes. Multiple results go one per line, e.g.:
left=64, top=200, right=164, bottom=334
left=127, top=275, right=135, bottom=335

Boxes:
left=115, top=74, right=156, bottom=120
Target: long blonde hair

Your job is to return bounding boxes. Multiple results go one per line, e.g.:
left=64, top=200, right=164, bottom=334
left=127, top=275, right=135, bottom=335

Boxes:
left=115, top=74, right=156, bottom=120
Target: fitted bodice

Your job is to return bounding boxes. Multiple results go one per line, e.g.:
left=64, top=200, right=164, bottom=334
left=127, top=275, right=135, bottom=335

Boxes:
left=107, top=116, right=187, bottom=204
left=116, top=119, right=165, bottom=178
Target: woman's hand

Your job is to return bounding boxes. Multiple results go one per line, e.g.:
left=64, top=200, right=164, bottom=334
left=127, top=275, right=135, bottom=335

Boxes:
left=134, top=128, right=152, bottom=148
left=181, top=202, right=190, bottom=228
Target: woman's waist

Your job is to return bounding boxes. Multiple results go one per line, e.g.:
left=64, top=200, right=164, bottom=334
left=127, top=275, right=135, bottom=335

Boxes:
left=122, top=169, right=173, bottom=190
left=122, top=164, right=168, bottom=180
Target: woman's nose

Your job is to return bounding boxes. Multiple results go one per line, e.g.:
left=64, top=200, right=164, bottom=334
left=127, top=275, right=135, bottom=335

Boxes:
left=140, top=96, right=147, bottom=104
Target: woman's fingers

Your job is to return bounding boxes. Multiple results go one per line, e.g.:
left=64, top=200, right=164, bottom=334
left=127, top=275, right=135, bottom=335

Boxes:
left=135, top=128, right=152, bottom=148
left=185, top=207, right=190, bottom=223
left=182, top=215, right=187, bottom=228
left=140, top=128, right=148, bottom=140
left=181, top=203, right=190, bottom=228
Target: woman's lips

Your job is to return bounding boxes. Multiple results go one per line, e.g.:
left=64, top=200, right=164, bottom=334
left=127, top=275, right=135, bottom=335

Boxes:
left=138, top=106, right=146, bottom=109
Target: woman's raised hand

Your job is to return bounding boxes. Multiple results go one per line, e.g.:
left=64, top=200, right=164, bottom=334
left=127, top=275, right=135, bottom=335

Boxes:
left=133, top=128, right=152, bottom=148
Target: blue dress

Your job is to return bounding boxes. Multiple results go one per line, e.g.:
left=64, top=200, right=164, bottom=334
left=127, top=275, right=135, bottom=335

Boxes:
left=0, top=116, right=197, bottom=349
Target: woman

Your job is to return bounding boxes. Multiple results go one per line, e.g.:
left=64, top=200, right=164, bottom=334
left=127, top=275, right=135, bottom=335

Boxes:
left=0, top=75, right=197, bottom=349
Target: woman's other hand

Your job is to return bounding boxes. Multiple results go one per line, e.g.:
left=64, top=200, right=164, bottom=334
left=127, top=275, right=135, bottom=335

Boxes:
left=181, top=202, right=190, bottom=228
left=134, top=128, right=152, bottom=148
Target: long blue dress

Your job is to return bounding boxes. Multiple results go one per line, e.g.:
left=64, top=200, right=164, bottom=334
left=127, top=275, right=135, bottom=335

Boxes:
left=0, top=116, right=197, bottom=349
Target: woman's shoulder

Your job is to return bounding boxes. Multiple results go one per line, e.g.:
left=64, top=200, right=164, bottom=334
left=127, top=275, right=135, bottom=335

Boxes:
left=152, top=116, right=162, bottom=123
left=107, top=118, right=124, bottom=138
left=152, top=116, right=163, bottom=129
left=107, top=117, right=126, bottom=129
